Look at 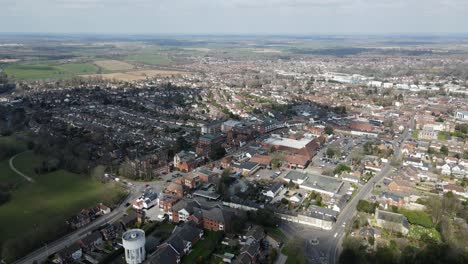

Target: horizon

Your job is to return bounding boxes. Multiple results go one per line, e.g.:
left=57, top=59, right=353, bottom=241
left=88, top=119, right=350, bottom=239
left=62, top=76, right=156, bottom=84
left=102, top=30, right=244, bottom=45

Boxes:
left=1, top=0, right=468, bottom=35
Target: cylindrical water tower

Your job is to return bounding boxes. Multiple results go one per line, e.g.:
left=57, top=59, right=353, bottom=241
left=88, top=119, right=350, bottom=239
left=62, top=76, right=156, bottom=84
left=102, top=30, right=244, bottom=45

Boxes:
left=122, top=229, right=146, bottom=264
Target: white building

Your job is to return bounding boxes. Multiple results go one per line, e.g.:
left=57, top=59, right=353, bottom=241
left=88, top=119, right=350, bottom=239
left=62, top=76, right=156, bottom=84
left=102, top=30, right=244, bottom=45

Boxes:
left=122, top=229, right=146, bottom=264
left=455, top=109, right=468, bottom=121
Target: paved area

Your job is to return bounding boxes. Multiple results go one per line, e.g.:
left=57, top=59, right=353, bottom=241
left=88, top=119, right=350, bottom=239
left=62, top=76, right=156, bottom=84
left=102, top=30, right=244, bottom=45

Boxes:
left=9, top=151, right=35, bottom=183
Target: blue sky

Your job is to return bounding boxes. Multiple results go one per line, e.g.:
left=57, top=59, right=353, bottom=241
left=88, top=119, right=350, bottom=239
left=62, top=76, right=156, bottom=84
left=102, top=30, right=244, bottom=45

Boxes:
left=0, top=0, right=467, bottom=34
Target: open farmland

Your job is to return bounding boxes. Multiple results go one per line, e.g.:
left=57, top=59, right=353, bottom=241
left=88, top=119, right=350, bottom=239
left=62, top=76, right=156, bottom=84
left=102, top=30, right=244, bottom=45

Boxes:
left=4, top=62, right=100, bottom=80
left=125, top=53, right=173, bottom=65
left=94, top=60, right=134, bottom=71
left=81, top=69, right=186, bottom=81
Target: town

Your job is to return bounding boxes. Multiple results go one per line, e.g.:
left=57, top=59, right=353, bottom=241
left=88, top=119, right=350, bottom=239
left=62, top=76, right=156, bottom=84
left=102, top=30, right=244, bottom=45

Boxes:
left=0, top=35, right=467, bottom=264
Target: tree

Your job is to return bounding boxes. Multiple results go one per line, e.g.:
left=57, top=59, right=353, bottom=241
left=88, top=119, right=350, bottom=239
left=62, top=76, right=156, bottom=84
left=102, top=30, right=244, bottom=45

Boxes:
left=333, top=163, right=351, bottom=175
left=440, top=145, right=449, bottom=156
left=209, top=145, right=226, bottom=160
left=357, top=200, right=378, bottom=214
left=325, top=126, right=334, bottom=135
left=326, top=148, right=336, bottom=158
left=271, top=158, right=281, bottom=169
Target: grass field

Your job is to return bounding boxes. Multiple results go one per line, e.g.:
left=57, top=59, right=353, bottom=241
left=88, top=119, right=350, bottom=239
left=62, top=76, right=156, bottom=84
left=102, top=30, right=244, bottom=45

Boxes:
left=4, top=62, right=101, bottom=81
left=0, top=159, right=21, bottom=184
left=125, top=53, right=172, bottom=65
left=282, top=239, right=306, bottom=264
left=182, top=231, right=223, bottom=264
left=0, top=151, right=125, bottom=260
left=94, top=60, right=134, bottom=71
left=0, top=135, right=28, bottom=153
left=81, top=69, right=185, bottom=81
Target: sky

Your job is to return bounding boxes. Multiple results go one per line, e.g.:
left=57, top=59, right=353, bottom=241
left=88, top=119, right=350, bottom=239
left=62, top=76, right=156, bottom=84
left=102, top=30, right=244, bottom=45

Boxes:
left=0, top=0, right=467, bottom=34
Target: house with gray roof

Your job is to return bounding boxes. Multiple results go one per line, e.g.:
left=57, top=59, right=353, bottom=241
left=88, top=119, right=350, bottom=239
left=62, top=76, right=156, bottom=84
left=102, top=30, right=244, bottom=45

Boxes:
left=374, top=209, right=409, bottom=235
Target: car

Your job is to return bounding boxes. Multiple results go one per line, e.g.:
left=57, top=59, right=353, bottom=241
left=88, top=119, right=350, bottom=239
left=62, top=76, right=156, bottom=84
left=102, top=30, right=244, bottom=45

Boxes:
left=125, top=202, right=131, bottom=207
left=256, top=174, right=260, bottom=177
left=334, top=233, right=338, bottom=238
left=310, top=238, right=319, bottom=246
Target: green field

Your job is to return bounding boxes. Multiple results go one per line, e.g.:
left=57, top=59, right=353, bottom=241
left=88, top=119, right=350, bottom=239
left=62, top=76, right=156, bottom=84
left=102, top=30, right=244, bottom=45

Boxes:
left=125, top=53, right=173, bottom=65
left=4, top=62, right=101, bottom=80
left=0, top=151, right=126, bottom=261
left=182, top=231, right=223, bottom=264
left=0, top=135, right=28, bottom=153
left=282, top=239, right=306, bottom=264
left=0, top=159, right=20, bottom=184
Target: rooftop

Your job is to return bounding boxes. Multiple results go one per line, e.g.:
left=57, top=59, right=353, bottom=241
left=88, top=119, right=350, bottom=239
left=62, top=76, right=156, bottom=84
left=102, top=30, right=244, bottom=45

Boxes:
left=122, top=229, right=145, bottom=242
left=264, top=134, right=315, bottom=149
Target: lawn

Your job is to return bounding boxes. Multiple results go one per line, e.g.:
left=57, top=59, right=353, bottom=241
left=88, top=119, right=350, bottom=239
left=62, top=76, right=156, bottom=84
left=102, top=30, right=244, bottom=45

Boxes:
left=4, top=62, right=101, bottom=80
left=282, top=239, right=306, bottom=264
left=265, top=227, right=287, bottom=241
left=408, top=225, right=441, bottom=242
left=0, top=159, right=22, bottom=184
left=0, top=152, right=126, bottom=261
left=125, top=53, right=173, bottom=65
left=182, top=231, right=223, bottom=264
left=411, top=130, right=419, bottom=139
left=437, top=132, right=448, bottom=141
left=0, top=135, right=28, bottom=153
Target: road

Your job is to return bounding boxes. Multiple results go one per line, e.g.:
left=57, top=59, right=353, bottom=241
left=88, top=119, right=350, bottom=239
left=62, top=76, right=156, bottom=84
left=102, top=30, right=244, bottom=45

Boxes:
left=281, top=118, right=413, bottom=264
left=13, top=178, right=161, bottom=264
left=9, top=151, right=35, bottom=183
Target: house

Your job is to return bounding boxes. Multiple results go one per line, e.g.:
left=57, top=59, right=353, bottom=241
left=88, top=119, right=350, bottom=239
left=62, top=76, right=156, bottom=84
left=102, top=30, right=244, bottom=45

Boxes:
left=262, top=182, right=284, bottom=198
left=454, top=109, right=468, bottom=120
left=200, top=207, right=233, bottom=232
left=379, top=192, right=405, bottom=208
left=249, top=155, right=273, bottom=167
left=133, top=190, right=159, bottom=210
left=289, top=193, right=303, bottom=205
left=100, top=222, right=124, bottom=241
left=451, top=165, right=466, bottom=178
left=121, top=210, right=144, bottom=229
left=196, top=133, right=225, bottom=157
left=443, top=184, right=466, bottom=197
left=441, top=163, right=452, bottom=176
left=388, top=176, right=412, bottom=193
left=374, top=209, right=409, bottom=235
left=165, top=183, right=185, bottom=198
left=331, top=195, right=349, bottom=213
left=159, top=195, right=181, bottom=212
left=78, top=231, right=103, bottom=252
left=341, top=173, right=359, bottom=184
left=54, top=243, right=83, bottom=264
left=284, top=154, right=310, bottom=169
left=98, top=203, right=111, bottom=215
left=194, top=167, right=218, bottom=183
left=158, top=222, right=204, bottom=256
left=148, top=245, right=180, bottom=264
left=169, top=200, right=200, bottom=223
left=283, top=170, right=308, bottom=185
left=174, top=151, right=200, bottom=172
left=237, top=240, right=260, bottom=264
